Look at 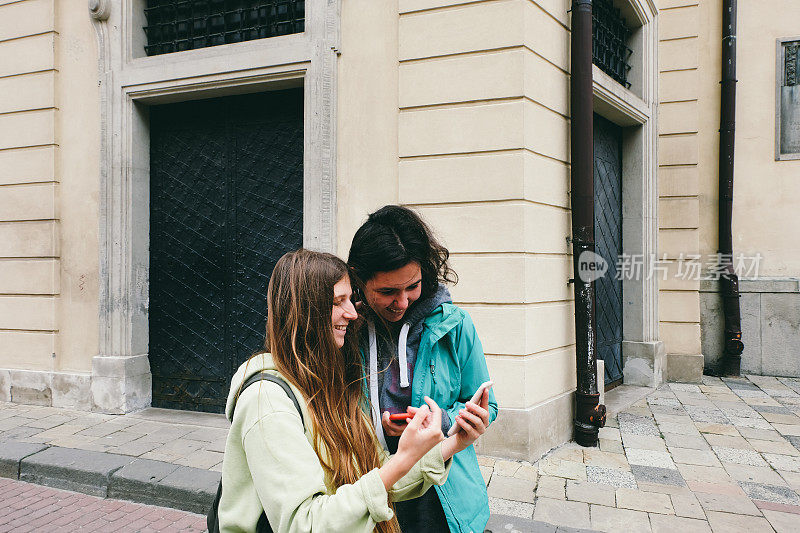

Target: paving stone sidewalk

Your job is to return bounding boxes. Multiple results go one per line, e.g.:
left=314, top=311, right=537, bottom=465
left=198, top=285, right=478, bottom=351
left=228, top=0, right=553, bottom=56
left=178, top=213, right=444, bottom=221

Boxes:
left=2, top=374, right=800, bottom=532
left=483, top=375, right=800, bottom=532
left=0, top=405, right=230, bottom=516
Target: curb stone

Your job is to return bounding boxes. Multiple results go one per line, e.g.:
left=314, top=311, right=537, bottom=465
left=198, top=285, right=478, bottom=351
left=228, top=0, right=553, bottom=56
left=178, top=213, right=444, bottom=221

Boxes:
left=5, top=440, right=219, bottom=514
left=19, top=446, right=133, bottom=497
left=107, top=458, right=182, bottom=506
left=486, top=514, right=556, bottom=533
left=0, top=440, right=49, bottom=479
left=108, top=458, right=220, bottom=514
left=486, top=514, right=601, bottom=533
left=141, top=464, right=220, bottom=514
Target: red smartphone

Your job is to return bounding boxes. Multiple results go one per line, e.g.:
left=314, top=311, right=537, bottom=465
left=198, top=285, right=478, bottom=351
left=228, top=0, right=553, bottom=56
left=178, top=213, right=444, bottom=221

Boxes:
left=388, top=412, right=413, bottom=422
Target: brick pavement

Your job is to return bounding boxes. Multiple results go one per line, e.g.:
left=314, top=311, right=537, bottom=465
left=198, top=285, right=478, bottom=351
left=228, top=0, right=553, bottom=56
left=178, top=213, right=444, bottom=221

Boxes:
left=0, top=477, right=207, bottom=532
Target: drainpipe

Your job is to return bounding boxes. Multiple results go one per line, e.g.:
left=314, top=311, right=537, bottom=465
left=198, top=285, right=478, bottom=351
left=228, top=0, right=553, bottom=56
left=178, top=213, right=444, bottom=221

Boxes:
left=570, top=0, right=606, bottom=447
left=718, top=0, right=744, bottom=376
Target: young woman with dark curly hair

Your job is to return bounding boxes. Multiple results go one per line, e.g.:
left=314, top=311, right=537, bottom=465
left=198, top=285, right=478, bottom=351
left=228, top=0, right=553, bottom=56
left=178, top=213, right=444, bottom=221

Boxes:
left=348, top=206, right=498, bottom=533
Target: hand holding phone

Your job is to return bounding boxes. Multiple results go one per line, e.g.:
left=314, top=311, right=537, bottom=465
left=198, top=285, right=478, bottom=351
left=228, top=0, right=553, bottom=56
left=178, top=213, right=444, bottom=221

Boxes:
left=447, top=381, right=493, bottom=436
left=382, top=409, right=414, bottom=436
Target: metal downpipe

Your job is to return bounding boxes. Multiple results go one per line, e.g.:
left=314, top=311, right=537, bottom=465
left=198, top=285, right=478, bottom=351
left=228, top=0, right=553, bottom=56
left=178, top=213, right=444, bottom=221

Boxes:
left=718, top=0, right=744, bottom=376
left=570, top=0, right=606, bottom=447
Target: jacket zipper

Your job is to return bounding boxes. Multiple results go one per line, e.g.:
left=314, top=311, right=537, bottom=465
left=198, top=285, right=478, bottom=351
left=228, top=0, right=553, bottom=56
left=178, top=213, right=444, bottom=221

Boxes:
left=430, top=362, right=436, bottom=385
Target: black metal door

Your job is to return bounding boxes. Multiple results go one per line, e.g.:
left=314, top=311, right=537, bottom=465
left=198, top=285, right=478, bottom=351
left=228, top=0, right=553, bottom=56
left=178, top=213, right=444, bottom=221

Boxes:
left=149, top=89, right=303, bottom=412
left=593, top=114, right=624, bottom=387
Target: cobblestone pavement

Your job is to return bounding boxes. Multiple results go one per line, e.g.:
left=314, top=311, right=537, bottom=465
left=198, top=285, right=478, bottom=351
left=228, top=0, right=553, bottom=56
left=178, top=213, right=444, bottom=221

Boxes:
left=2, top=374, right=800, bottom=532
left=0, top=477, right=207, bottom=532
left=0, top=404, right=229, bottom=472
left=482, top=375, right=800, bottom=532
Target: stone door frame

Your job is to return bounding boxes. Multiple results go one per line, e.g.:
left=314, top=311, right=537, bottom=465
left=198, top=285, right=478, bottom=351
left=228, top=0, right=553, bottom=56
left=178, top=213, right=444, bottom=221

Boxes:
left=88, top=0, right=340, bottom=412
left=592, top=0, right=665, bottom=388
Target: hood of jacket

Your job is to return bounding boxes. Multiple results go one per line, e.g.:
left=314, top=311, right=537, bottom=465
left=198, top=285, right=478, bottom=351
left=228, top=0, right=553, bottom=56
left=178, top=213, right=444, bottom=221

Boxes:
left=362, top=284, right=452, bottom=362
left=403, top=283, right=452, bottom=334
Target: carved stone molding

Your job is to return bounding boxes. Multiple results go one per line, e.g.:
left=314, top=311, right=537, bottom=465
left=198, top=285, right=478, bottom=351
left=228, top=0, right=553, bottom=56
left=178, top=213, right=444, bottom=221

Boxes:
left=88, top=0, right=110, bottom=21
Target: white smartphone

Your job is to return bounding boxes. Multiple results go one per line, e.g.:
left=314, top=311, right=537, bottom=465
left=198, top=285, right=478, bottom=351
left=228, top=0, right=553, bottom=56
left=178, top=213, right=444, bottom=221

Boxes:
left=447, top=381, right=493, bottom=436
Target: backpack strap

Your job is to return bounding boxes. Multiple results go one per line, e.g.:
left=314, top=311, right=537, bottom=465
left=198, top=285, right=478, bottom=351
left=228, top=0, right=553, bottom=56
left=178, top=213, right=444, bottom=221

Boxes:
left=208, top=372, right=304, bottom=533
left=234, top=371, right=305, bottom=427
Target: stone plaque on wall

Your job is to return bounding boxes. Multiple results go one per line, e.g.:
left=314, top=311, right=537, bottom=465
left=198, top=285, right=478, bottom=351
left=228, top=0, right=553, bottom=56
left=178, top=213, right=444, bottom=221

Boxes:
left=777, top=39, right=800, bottom=160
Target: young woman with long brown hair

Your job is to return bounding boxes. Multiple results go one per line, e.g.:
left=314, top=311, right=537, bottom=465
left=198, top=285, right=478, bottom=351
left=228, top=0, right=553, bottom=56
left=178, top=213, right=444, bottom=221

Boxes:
left=217, top=249, right=490, bottom=532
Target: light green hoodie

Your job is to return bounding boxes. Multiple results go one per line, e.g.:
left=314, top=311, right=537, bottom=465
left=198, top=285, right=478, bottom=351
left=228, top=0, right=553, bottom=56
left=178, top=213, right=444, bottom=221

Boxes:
left=218, top=353, right=452, bottom=532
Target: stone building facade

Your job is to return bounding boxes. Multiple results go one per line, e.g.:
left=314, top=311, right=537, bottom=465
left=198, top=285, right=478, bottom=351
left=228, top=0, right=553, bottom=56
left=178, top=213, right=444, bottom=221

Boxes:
left=0, top=0, right=797, bottom=462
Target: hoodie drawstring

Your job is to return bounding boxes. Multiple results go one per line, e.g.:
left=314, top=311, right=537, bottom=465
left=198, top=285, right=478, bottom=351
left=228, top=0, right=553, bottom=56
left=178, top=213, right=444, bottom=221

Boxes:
left=397, top=322, right=411, bottom=388
left=368, top=320, right=411, bottom=449
left=368, top=321, right=387, bottom=449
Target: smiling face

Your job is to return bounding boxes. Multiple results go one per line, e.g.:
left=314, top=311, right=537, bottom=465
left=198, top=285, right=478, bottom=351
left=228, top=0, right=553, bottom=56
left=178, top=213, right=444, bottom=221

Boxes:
left=364, top=262, right=422, bottom=323
left=332, top=276, right=358, bottom=348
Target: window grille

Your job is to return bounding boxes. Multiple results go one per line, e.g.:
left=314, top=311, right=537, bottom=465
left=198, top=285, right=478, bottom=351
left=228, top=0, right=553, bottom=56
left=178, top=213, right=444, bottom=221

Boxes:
left=144, top=0, right=305, bottom=56
left=785, top=41, right=799, bottom=86
left=778, top=39, right=800, bottom=158
left=592, top=0, right=632, bottom=89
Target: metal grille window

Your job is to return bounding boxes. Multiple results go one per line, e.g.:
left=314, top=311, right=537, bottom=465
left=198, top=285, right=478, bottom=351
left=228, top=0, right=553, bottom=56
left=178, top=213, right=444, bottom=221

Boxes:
left=144, top=0, right=305, bottom=56
left=785, top=41, right=799, bottom=87
left=592, top=0, right=633, bottom=89
left=778, top=39, right=800, bottom=158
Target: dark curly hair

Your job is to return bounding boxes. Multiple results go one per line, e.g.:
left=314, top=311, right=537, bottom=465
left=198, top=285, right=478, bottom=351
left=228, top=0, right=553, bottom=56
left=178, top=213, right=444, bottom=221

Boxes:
left=347, top=205, right=457, bottom=299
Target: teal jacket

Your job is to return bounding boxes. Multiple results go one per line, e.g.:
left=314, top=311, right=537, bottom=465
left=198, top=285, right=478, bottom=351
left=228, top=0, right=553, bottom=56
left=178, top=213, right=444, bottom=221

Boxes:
left=370, top=303, right=499, bottom=533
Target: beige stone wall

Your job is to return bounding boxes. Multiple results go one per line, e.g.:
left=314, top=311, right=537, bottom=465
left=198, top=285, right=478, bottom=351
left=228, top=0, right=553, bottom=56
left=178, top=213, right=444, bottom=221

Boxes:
left=695, top=1, right=800, bottom=374
left=658, top=0, right=800, bottom=378
left=395, top=0, right=575, bottom=459
left=55, top=1, right=101, bottom=373
left=709, top=0, right=800, bottom=276
left=0, top=0, right=59, bottom=372
left=336, top=0, right=400, bottom=251
left=334, top=0, right=577, bottom=459
left=0, top=0, right=99, bottom=375
left=656, top=0, right=704, bottom=379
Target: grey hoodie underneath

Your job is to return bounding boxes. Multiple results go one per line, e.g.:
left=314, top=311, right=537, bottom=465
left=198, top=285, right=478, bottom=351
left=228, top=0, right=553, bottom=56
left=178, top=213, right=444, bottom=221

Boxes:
left=362, top=284, right=453, bottom=533
left=363, top=283, right=453, bottom=448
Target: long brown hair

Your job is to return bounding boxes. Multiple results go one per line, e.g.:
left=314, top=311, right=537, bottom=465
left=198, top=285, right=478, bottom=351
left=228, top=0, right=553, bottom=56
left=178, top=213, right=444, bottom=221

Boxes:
left=265, top=249, right=400, bottom=533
